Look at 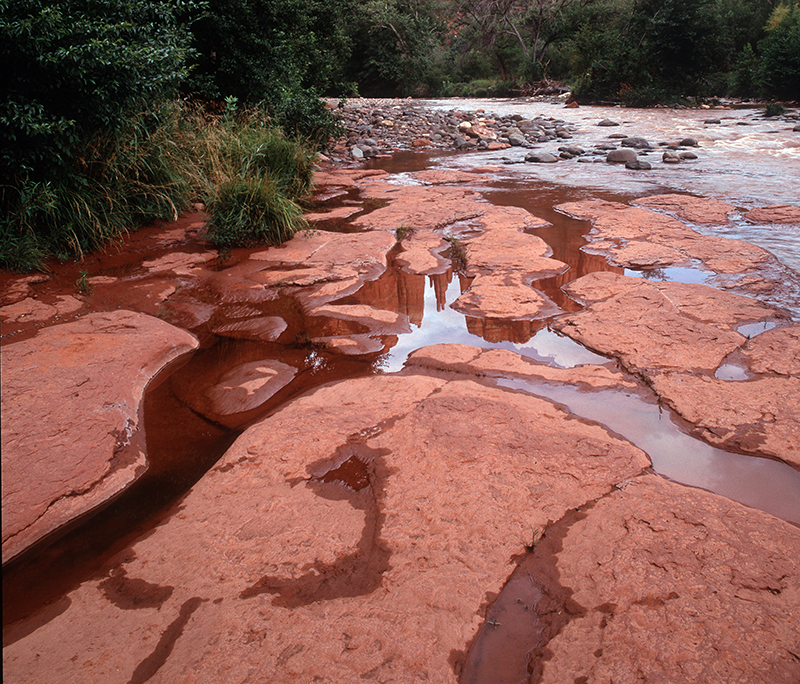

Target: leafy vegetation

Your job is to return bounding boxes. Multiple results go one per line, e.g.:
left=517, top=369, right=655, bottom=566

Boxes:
left=343, top=0, right=800, bottom=103
left=2, top=0, right=798, bottom=271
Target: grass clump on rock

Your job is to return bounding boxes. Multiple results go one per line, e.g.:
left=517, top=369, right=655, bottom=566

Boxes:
left=195, top=99, right=315, bottom=249
left=0, top=101, right=318, bottom=270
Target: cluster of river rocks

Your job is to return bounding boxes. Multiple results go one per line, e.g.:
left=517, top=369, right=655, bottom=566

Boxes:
left=3, top=108, right=800, bottom=683
left=329, top=98, right=732, bottom=169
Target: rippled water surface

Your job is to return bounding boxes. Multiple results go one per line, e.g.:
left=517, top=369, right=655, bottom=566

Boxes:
left=423, top=99, right=800, bottom=272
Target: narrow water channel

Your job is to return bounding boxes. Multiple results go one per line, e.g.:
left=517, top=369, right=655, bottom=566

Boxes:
left=4, top=144, right=799, bottom=634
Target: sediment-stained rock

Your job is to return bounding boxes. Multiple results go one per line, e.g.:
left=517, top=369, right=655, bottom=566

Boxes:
left=563, top=272, right=779, bottom=329
left=211, top=316, right=288, bottom=343
left=538, top=474, right=800, bottom=684
left=741, top=324, right=800, bottom=376
left=0, top=295, right=84, bottom=324
left=649, top=372, right=800, bottom=467
left=554, top=273, right=799, bottom=467
left=452, top=273, right=562, bottom=320
left=395, top=229, right=451, bottom=275
left=204, top=230, right=397, bottom=308
left=307, top=303, right=412, bottom=337
left=0, top=311, right=198, bottom=564
left=633, top=193, right=735, bottom=223
left=745, top=204, right=800, bottom=224
left=185, top=359, right=297, bottom=425
left=405, top=344, right=637, bottom=391
left=352, top=182, right=486, bottom=232
left=553, top=273, right=750, bottom=374
left=3, top=366, right=650, bottom=683
left=557, top=199, right=775, bottom=276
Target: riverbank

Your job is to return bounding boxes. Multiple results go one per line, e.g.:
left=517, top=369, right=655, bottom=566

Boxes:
left=3, top=101, right=800, bottom=683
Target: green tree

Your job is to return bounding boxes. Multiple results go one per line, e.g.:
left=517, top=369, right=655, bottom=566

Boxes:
left=759, top=3, right=800, bottom=99
left=184, top=0, right=355, bottom=140
left=345, top=0, right=447, bottom=95
left=1, top=0, right=194, bottom=181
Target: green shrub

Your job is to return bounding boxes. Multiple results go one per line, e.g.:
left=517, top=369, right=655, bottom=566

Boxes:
left=764, top=103, right=787, bottom=117
left=759, top=3, right=800, bottom=100
left=192, top=104, right=316, bottom=249
left=1, top=105, right=193, bottom=270
left=203, top=174, right=306, bottom=248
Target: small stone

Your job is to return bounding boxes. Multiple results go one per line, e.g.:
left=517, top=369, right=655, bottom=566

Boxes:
left=621, top=137, right=652, bottom=149
left=680, top=137, right=698, bottom=146
left=598, top=119, right=620, bottom=127
left=704, top=119, right=722, bottom=124
left=525, top=152, right=559, bottom=163
left=606, top=148, right=638, bottom=163
left=680, top=151, right=698, bottom=160
left=663, top=150, right=681, bottom=163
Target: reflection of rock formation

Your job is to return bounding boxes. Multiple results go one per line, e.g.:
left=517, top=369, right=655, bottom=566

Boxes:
left=431, top=271, right=452, bottom=312
left=334, top=261, right=427, bottom=329
left=465, top=315, right=548, bottom=344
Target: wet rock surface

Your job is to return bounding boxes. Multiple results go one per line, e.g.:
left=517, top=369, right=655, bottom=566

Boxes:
left=540, top=474, right=800, bottom=684
left=556, top=197, right=800, bottom=312
left=3, top=110, right=800, bottom=683
left=1, top=311, right=198, bottom=563
left=2, top=361, right=651, bottom=683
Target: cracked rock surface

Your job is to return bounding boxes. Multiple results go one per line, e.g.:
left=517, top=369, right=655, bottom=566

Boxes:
left=5, top=343, right=800, bottom=683
left=540, top=474, right=800, bottom=684
left=3, top=358, right=651, bottom=683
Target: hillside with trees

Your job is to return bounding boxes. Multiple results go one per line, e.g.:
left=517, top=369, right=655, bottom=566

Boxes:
left=2, top=0, right=798, bottom=270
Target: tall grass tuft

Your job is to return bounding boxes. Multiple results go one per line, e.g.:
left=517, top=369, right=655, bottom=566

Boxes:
left=191, top=102, right=316, bottom=248
left=1, top=104, right=192, bottom=270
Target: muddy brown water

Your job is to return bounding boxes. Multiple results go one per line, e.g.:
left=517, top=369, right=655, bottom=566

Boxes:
left=3, top=144, right=799, bottom=680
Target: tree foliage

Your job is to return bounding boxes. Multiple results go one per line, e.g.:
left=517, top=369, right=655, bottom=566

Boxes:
left=344, top=0, right=448, bottom=95
left=759, top=3, right=800, bottom=99
left=1, top=0, right=194, bottom=181
left=184, top=0, right=355, bottom=140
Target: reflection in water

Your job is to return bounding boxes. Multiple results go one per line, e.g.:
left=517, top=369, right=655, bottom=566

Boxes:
left=624, top=264, right=712, bottom=284
left=497, top=378, right=800, bottom=525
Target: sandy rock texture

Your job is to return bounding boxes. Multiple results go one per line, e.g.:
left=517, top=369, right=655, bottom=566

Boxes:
left=5, top=345, right=800, bottom=683
left=0, top=311, right=198, bottom=563
left=538, top=474, right=800, bottom=684
left=3, top=351, right=653, bottom=683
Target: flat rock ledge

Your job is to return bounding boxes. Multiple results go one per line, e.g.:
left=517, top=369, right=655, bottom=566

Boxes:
left=4, top=346, right=799, bottom=684
left=1, top=311, right=199, bottom=564
left=552, top=272, right=800, bottom=467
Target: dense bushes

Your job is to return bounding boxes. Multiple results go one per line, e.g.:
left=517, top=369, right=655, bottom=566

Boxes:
left=0, top=0, right=197, bottom=269
left=185, top=0, right=354, bottom=142
left=1, top=0, right=322, bottom=270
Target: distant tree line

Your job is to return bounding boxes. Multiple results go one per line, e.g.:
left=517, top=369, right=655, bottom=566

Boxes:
left=1, top=0, right=797, bottom=269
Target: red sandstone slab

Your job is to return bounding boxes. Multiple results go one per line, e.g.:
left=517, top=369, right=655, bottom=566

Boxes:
left=1, top=311, right=198, bottom=563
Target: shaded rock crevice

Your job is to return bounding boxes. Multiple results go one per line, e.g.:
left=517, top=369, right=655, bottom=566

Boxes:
left=126, top=596, right=206, bottom=684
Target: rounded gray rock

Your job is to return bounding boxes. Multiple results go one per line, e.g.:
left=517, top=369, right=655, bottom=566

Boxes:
left=525, top=152, right=559, bottom=163
left=606, top=148, right=638, bottom=163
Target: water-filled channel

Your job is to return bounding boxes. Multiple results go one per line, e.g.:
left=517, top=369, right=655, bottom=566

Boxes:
left=4, top=103, right=800, bottom=631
